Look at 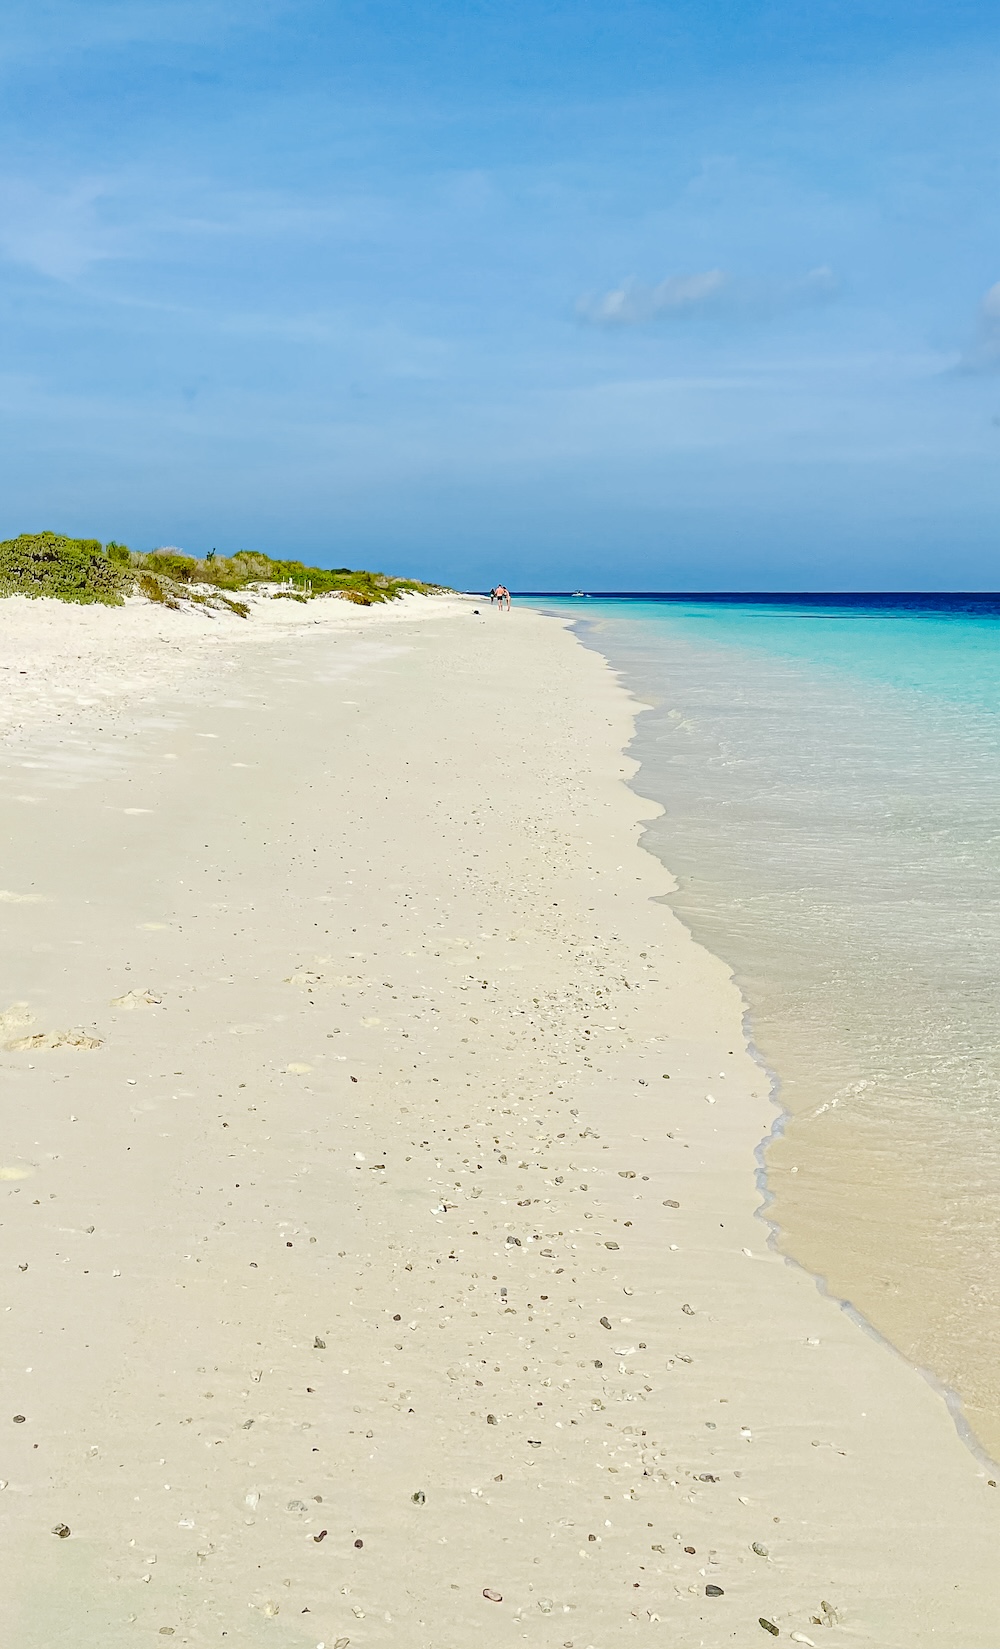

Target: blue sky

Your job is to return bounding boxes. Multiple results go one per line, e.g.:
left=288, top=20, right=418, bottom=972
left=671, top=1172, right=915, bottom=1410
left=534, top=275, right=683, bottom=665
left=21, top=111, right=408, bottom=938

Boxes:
left=2, top=0, right=999, bottom=589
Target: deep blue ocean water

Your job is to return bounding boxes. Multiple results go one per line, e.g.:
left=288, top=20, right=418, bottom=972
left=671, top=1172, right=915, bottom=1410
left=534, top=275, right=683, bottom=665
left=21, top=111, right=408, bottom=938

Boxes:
left=523, top=592, right=1000, bottom=1460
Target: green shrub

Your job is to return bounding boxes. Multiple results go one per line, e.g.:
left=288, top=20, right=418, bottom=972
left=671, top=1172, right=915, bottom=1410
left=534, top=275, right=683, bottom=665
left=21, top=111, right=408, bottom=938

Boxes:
left=0, top=531, right=442, bottom=611
left=0, top=532, right=132, bottom=605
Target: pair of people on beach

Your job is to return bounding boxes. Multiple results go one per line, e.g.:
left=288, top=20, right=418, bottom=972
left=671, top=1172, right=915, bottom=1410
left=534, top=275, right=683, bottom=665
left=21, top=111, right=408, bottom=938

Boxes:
left=490, top=585, right=511, bottom=611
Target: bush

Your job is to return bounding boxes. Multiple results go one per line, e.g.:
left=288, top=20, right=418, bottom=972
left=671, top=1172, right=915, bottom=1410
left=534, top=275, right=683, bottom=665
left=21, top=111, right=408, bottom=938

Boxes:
left=0, top=531, right=442, bottom=611
left=0, top=532, right=132, bottom=605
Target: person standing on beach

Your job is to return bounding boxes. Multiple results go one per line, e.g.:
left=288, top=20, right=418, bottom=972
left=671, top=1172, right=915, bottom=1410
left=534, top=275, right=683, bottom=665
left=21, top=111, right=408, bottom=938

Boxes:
left=495, top=584, right=511, bottom=611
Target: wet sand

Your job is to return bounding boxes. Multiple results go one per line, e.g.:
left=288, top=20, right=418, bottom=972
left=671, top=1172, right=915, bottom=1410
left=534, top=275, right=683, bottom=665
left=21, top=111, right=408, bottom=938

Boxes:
left=1, top=593, right=999, bottom=1647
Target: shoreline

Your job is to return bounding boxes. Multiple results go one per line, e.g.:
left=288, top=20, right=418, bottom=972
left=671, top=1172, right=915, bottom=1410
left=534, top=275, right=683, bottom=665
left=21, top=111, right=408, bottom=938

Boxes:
left=2, top=596, right=999, bottom=1645
left=574, top=614, right=1000, bottom=1472
left=552, top=595, right=1000, bottom=1475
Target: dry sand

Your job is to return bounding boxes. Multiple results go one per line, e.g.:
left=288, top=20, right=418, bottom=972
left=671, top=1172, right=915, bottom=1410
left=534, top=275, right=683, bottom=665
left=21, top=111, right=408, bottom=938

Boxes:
left=1, top=592, right=998, bottom=1648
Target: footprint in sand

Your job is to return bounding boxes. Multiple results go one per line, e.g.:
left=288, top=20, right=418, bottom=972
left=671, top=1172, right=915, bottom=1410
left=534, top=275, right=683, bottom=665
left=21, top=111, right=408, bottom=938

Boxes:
left=3, top=998, right=101, bottom=1050
left=110, top=989, right=162, bottom=1010
left=5, top=1029, right=102, bottom=1051
left=0, top=1003, right=33, bottom=1038
left=284, top=970, right=368, bottom=989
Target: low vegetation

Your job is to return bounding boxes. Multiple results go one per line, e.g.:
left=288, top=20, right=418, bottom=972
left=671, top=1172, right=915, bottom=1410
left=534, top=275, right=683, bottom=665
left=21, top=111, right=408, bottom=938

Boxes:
left=0, top=533, right=436, bottom=614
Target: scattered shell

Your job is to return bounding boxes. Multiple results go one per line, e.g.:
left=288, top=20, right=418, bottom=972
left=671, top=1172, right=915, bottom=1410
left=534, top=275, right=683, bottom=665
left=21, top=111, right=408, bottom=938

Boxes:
left=483, top=1589, right=502, bottom=1603
left=663, top=1199, right=680, bottom=1208
left=411, top=1491, right=426, bottom=1504
left=759, top=1620, right=779, bottom=1637
left=51, top=1523, right=71, bottom=1539
left=599, top=1317, right=611, bottom=1330
left=705, top=1584, right=724, bottom=1597
left=486, top=1414, right=498, bottom=1425
left=13, top=1415, right=25, bottom=1424
left=752, top=1542, right=769, bottom=1557
left=314, top=1337, right=326, bottom=1349
left=681, top=1303, right=695, bottom=1316
left=604, top=1241, right=619, bottom=1250
left=313, top=1529, right=328, bottom=1543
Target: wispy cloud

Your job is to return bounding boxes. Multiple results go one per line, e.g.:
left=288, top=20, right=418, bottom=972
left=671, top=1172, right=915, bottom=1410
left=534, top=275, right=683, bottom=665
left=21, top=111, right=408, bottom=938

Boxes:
left=956, top=282, right=1000, bottom=373
left=0, top=0, right=284, bottom=65
left=577, top=265, right=838, bottom=327
left=0, top=178, right=118, bottom=279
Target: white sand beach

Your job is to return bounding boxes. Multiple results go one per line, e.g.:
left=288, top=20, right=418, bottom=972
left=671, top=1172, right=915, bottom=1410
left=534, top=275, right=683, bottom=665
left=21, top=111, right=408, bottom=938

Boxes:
left=1, top=593, right=998, bottom=1648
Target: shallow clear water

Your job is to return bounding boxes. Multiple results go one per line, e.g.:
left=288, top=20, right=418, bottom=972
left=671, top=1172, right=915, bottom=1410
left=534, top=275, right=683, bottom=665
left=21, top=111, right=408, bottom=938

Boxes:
left=528, top=594, right=1000, bottom=1463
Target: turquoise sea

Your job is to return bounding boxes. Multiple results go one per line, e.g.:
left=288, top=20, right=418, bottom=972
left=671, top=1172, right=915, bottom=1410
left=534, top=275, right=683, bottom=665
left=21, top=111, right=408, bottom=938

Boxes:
left=525, top=593, right=1000, bottom=1464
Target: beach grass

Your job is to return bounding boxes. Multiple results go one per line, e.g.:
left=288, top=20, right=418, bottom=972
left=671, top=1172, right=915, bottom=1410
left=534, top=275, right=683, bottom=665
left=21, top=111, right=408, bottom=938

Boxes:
left=0, top=532, right=437, bottom=612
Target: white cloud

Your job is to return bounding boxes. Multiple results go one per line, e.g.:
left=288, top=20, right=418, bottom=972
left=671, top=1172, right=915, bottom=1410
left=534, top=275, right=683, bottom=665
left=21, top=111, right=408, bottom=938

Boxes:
left=578, top=269, right=729, bottom=325
left=578, top=265, right=838, bottom=327
left=956, top=282, right=1000, bottom=373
